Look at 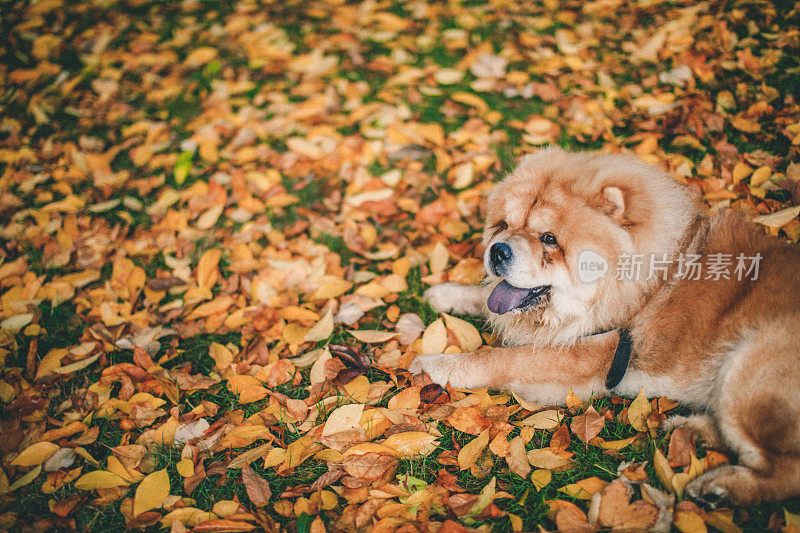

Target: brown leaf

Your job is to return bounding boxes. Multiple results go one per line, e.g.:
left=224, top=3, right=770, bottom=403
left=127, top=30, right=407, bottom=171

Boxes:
left=241, top=465, right=271, bottom=507
left=332, top=367, right=367, bottom=386
left=191, top=519, right=257, bottom=532
left=550, top=501, right=593, bottom=533
left=447, top=406, right=491, bottom=435
left=550, top=423, right=571, bottom=453
left=571, top=405, right=605, bottom=444
left=594, top=479, right=655, bottom=529
left=420, top=383, right=449, bottom=404
left=329, top=344, right=371, bottom=369
left=667, top=427, right=696, bottom=468
left=507, top=436, right=531, bottom=479
left=309, top=468, right=345, bottom=492
left=340, top=452, right=397, bottom=481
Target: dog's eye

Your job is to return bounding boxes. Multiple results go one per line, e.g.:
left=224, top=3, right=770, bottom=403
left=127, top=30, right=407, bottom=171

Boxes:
left=495, top=220, right=508, bottom=232
left=540, top=232, right=558, bottom=246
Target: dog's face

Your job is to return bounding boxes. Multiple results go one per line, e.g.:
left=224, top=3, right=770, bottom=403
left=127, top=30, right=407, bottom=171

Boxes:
left=482, top=147, right=697, bottom=338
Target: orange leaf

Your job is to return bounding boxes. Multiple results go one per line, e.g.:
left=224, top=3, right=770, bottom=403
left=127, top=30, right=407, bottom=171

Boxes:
left=570, top=405, right=605, bottom=444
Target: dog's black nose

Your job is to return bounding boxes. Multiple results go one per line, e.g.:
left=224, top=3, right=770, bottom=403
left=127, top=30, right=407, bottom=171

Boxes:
left=490, top=242, right=513, bottom=269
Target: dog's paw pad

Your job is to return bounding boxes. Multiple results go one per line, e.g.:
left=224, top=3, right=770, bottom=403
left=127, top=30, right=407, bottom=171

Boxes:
left=684, top=475, right=731, bottom=511
left=689, top=488, right=729, bottom=511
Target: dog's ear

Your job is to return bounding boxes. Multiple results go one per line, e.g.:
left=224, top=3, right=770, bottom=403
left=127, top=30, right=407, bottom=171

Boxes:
left=600, top=186, right=626, bottom=222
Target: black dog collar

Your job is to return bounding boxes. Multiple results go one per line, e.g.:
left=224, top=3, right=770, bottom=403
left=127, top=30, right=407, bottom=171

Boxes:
left=588, top=328, right=633, bottom=390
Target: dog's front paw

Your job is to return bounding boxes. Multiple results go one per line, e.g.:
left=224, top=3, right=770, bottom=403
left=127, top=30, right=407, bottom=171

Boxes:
left=424, top=283, right=465, bottom=314
left=408, top=353, right=464, bottom=387
left=684, top=467, right=737, bottom=510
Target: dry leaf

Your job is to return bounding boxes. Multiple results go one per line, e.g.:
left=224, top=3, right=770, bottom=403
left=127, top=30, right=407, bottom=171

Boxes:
left=421, top=318, right=447, bottom=354
left=628, top=388, right=652, bottom=432
left=443, top=313, right=482, bottom=352
left=134, top=469, right=170, bottom=517
left=571, top=406, right=605, bottom=444
left=458, top=429, right=490, bottom=470
left=241, top=465, right=271, bottom=507
left=531, top=469, right=552, bottom=491
left=520, top=409, right=563, bottom=430
left=507, top=436, right=531, bottom=479
left=11, top=441, right=60, bottom=467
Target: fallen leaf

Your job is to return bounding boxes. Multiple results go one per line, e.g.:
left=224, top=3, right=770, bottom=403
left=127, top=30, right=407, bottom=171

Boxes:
left=133, top=469, right=170, bottom=517
left=11, top=441, right=60, bottom=467
left=628, top=388, right=652, bottom=432
left=421, top=318, right=447, bottom=354
left=507, top=436, right=531, bottom=479
left=520, top=409, right=563, bottom=430
left=571, top=405, right=605, bottom=444
left=241, top=464, right=271, bottom=507
left=443, top=313, right=482, bottom=352
left=458, top=429, right=490, bottom=470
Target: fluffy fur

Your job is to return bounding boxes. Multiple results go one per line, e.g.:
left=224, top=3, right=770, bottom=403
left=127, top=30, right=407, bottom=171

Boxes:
left=410, top=147, right=800, bottom=507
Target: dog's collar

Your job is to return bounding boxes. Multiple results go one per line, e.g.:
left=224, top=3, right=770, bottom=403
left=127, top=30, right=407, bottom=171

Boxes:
left=587, top=328, right=633, bottom=391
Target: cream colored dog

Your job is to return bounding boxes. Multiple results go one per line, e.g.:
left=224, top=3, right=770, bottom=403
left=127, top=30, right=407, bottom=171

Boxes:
left=410, top=147, right=800, bottom=507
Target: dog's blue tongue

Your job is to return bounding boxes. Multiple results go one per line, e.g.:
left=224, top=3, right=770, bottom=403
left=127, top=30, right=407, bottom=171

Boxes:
left=488, top=280, right=531, bottom=314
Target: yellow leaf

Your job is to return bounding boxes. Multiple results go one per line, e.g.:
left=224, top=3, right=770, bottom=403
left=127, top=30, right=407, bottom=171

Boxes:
left=309, top=348, right=332, bottom=384
left=209, top=342, right=234, bottom=374
left=74, top=470, right=129, bottom=490
left=596, top=434, right=640, bottom=450
left=313, top=276, right=353, bottom=299
left=184, top=46, right=218, bottom=67
left=434, top=69, right=464, bottom=85
left=196, top=204, right=223, bottom=230
left=674, top=510, right=707, bottom=533
left=627, top=387, right=652, bottom=431
left=11, top=441, right=59, bottom=467
left=343, top=375, right=369, bottom=403
left=443, top=313, right=482, bottom=352
left=519, top=409, right=563, bottom=430
left=322, top=404, right=365, bottom=437
left=526, top=448, right=571, bottom=470
left=133, top=468, right=170, bottom=518
left=786, top=510, right=800, bottom=531
left=279, top=306, right=319, bottom=322
left=753, top=206, right=800, bottom=229
left=731, top=162, right=752, bottom=184
left=197, top=249, right=222, bottom=288
left=347, top=330, right=397, bottom=343
left=653, top=448, right=674, bottom=493
left=1, top=465, right=42, bottom=495
left=420, top=318, right=447, bottom=355
left=52, top=354, right=99, bottom=375
left=530, top=469, right=552, bottom=491
left=458, top=428, right=490, bottom=470
left=706, top=511, right=743, bottom=533
left=511, top=390, right=541, bottom=411
left=35, top=348, right=68, bottom=379
left=1, top=314, right=33, bottom=332
left=557, top=477, right=609, bottom=500
left=176, top=458, right=194, bottom=478
left=305, top=308, right=334, bottom=343
left=507, top=436, right=530, bottom=479
left=566, top=388, right=583, bottom=411
left=161, top=508, right=217, bottom=528
left=749, top=166, right=772, bottom=187
left=428, top=242, right=449, bottom=275
left=451, top=92, right=489, bottom=114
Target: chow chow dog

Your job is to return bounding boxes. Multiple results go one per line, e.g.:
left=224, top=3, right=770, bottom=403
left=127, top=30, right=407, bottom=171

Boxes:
left=409, top=147, right=800, bottom=507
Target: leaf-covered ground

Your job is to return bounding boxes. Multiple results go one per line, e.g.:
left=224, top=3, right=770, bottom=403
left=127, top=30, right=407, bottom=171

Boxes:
left=1, top=0, right=800, bottom=531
